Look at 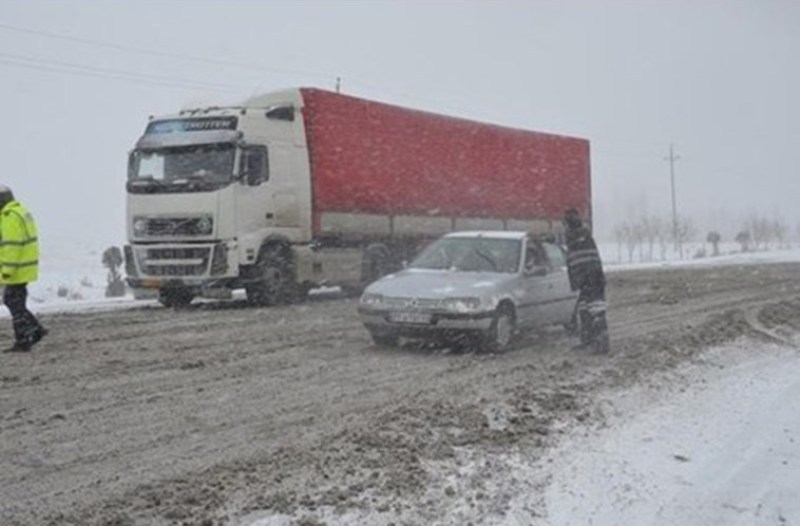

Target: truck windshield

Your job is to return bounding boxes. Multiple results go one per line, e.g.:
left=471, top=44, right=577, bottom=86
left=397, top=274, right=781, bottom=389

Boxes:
left=130, top=143, right=235, bottom=185
left=410, top=237, right=521, bottom=273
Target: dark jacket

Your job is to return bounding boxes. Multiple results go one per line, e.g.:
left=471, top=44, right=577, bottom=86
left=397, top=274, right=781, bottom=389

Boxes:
left=565, top=226, right=605, bottom=292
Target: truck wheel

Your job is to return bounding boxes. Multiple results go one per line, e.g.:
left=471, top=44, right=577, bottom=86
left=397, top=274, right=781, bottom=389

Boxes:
left=360, top=244, right=392, bottom=285
left=483, top=304, right=516, bottom=353
left=369, top=329, right=399, bottom=347
left=246, top=244, right=296, bottom=306
left=158, top=289, right=194, bottom=308
left=292, top=281, right=313, bottom=303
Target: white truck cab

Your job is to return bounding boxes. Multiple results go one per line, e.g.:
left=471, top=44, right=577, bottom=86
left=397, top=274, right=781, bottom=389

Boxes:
left=126, top=90, right=319, bottom=307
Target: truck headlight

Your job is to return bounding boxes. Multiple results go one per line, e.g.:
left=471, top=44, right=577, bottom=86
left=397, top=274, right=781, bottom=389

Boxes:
left=132, top=218, right=147, bottom=236
left=196, top=216, right=213, bottom=235
left=442, top=297, right=482, bottom=313
left=360, top=293, right=385, bottom=307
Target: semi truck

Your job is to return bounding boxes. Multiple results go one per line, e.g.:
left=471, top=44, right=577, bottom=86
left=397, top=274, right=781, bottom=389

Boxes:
left=125, top=88, right=591, bottom=307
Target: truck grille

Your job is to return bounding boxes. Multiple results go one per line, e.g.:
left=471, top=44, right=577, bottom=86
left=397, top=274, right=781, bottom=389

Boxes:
left=136, top=246, right=212, bottom=277
left=135, top=216, right=213, bottom=237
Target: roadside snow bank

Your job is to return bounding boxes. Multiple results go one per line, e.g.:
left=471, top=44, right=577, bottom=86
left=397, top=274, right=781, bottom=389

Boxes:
left=542, top=339, right=800, bottom=525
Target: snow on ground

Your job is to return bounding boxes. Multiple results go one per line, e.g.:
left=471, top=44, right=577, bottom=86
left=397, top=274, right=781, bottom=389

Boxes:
left=241, top=338, right=800, bottom=526
left=9, top=240, right=141, bottom=317
left=542, top=338, right=800, bottom=526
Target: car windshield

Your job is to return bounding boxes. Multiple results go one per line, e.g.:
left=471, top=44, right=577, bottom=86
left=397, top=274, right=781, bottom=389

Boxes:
left=410, top=237, right=521, bottom=273
left=130, top=143, right=235, bottom=184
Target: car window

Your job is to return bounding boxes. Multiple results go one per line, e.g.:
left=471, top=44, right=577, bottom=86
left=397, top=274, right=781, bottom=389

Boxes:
left=524, top=241, right=548, bottom=270
left=543, top=242, right=566, bottom=268
left=411, top=237, right=521, bottom=273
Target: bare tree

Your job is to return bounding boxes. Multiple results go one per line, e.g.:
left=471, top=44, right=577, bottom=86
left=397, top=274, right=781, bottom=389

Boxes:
left=771, top=217, right=788, bottom=249
left=641, top=215, right=662, bottom=262
left=675, top=216, right=696, bottom=259
left=745, top=214, right=773, bottom=250
left=706, top=231, right=721, bottom=256
left=613, top=224, right=625, bottom=264
left=735, top=230, right=751, bottom=252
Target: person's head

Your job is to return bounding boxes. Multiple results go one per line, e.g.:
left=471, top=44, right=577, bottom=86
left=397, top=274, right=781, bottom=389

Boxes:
left=563, top=208, right=582, bottom=230
left=0, top=185, right=14, bottom=210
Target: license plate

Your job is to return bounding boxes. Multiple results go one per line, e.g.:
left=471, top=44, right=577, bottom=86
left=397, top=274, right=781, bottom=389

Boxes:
left=390, top=312, right=431, bottom=324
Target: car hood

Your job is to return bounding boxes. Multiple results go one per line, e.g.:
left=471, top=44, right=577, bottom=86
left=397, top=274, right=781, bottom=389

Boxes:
left=365, top=268, right=516, bottom=299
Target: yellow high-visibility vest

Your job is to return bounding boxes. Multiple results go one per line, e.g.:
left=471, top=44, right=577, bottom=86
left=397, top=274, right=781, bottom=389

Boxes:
left=0, top=200, right=39, bottom=284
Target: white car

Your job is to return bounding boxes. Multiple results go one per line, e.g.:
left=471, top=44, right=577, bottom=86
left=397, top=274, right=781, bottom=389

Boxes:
left=357, top=231, right=579, bottom=351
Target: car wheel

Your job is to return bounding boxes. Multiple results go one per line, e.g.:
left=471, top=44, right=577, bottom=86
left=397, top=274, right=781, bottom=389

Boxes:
left=484, top=304, right=515, bottom=353
left=369, top=330, right=399, bottom=347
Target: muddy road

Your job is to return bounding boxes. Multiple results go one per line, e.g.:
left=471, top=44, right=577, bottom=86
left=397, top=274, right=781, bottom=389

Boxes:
left=3, top=263, right=800, bottom=526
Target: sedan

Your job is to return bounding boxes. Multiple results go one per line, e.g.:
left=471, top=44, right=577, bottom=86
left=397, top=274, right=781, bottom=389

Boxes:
left=357, top=231, right=578, bottom=351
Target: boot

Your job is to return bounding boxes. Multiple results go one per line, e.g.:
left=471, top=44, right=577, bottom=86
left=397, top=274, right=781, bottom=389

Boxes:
left=3, top=340, right=32, bottom=353
left=592, top=333, right=610, bottom=354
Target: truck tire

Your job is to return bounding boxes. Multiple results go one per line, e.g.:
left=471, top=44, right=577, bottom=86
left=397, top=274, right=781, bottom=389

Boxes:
left=158, top=288, right=195, bottom=309
left=360, top=243, right=392, bottom=285
left=246, top=244, right=297, bottom=306
left=483, top=303, right=516, bottom=353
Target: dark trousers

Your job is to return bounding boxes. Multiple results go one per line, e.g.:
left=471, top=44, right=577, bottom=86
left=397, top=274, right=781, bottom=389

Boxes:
left=3, top=284, right=43, bottom=344
left=577, top=283, right=609, bottom=350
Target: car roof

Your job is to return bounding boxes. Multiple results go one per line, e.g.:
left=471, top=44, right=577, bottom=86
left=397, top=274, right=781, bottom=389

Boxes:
left=443, top=230, right=528, bottom=240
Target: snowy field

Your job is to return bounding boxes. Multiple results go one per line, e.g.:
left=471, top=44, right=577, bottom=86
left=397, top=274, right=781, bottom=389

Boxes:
left=542, top=339, right=800, bottom=526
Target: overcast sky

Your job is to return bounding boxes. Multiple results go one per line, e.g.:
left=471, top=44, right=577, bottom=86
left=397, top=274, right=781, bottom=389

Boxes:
left=1, top=0, right=798, bottom=249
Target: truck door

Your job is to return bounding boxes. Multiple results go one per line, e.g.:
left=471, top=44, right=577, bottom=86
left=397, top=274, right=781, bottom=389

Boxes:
left=234, top=144, right=273, bottom=244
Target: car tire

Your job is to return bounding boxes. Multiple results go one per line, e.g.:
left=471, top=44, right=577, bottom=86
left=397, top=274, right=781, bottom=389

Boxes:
left=369, top=330, right=399, bottom=347
left=484, top=304, right=516, bottom=353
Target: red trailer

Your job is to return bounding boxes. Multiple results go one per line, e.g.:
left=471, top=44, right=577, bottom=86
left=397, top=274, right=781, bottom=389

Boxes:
left=300, top=88, right=591, bottom=239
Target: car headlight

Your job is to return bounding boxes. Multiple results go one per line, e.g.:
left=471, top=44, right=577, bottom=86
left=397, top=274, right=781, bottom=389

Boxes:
left=196, top=216, right=213, bottom=235
left=132, top=218, right=147, bottom=236
left=441, top=297, right=482, bottom=313
left=360, top=293, right=385, bottom=306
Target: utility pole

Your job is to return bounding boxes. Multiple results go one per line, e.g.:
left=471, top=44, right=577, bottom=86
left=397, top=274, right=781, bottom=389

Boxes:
left=335, top=77, right=341, bottom=93
left=665, top=144, right=680, bottom=252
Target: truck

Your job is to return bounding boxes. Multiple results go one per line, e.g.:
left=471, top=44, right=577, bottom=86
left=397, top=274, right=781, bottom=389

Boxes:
left=125, top=88, right=591, bottom=307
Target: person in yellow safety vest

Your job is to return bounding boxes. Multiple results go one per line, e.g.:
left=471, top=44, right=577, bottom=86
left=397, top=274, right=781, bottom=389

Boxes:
left=0, top=185, right=47, bottom=353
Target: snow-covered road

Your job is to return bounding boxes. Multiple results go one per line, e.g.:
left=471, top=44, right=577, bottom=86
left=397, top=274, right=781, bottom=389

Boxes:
left=544, top=341, right=800, bottom=526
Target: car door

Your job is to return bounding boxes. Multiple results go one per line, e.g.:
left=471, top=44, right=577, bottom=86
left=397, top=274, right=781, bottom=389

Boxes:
left=519, top=240, right=562, bottom=327
left=542, top=242, right=579, bottom=324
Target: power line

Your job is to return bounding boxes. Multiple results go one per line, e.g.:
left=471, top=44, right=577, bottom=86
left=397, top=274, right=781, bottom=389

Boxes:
left=0, top=51, right=245, bottom=91
left=0, top=22, right=338, bottom=82
left=0, top=21, right=475, bottom=117
left=0, top=57, right=240, bottom=92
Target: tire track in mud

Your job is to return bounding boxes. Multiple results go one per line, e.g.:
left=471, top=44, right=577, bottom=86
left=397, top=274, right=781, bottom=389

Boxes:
left=3, top=263, right=800, bottom=526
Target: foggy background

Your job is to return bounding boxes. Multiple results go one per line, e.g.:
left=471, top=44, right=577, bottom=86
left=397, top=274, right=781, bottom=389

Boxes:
left=1, top=0, right=798, bottom=251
